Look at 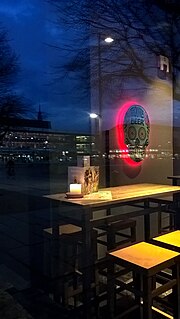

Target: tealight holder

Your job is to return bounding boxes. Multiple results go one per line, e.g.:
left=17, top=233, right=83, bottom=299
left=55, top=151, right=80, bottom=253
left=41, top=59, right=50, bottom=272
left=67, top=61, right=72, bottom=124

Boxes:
left=66, top=183, right=83, bottom=199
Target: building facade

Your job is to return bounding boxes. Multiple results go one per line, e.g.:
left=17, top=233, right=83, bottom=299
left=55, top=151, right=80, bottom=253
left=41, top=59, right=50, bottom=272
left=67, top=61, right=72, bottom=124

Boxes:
left=0, top=129, right=95, bottom=163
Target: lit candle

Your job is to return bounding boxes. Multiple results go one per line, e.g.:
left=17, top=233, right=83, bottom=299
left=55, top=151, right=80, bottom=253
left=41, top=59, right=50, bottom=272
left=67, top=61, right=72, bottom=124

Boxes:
left=70, top=184, right=82, bottom=194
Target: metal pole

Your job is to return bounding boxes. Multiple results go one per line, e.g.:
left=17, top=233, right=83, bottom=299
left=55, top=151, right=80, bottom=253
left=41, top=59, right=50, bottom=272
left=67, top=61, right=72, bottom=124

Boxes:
left=97, top=34, right=111, bottom=187
left=97, top=34, right=104, bottom=186
left=97, top=33, right=102, bottom=118
left=105, top=129, right=110, bottom=187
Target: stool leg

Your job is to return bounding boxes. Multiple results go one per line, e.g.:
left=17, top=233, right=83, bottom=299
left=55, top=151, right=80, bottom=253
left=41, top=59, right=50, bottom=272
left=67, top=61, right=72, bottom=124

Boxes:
left=107, top=258, right=115, bottom=319
left=133, top=272, right=141, bottom=317
left=143, top=275, right=152, bottom=319
left=172, top=264, right=180, bottom=319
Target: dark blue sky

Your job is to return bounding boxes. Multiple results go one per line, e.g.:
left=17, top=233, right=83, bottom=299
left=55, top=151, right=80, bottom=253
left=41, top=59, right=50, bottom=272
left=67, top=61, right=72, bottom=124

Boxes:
left=0, top=0, right=91, bottom=133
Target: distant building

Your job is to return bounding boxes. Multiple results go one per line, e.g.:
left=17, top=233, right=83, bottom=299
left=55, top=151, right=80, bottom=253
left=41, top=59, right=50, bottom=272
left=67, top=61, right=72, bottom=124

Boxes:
left=0, top=129, right=95, bottom=163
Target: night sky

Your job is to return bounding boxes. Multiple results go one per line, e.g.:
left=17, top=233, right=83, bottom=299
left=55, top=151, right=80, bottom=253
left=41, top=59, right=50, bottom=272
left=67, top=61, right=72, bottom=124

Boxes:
left=0, top=0, right=91, bottom=133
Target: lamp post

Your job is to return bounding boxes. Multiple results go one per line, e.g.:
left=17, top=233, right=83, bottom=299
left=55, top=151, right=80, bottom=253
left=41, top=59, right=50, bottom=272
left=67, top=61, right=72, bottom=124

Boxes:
left=89, top=35, right=114, bottom=186
left=96, top=34, right=114, bottom=186
left=97, top=35, right=114, bottom=118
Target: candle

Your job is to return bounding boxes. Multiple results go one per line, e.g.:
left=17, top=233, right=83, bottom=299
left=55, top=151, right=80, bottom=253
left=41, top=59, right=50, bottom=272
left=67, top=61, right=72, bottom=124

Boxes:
left=70, top=184, right=82, bottom=194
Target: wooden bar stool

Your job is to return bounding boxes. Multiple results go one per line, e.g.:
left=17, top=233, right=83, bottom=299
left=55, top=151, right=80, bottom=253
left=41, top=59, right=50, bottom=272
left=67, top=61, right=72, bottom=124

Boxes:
left=96, top=218, right=136, bottom=251
left=43, top=224, right=97, bottom=308
left=151, top=231, right=180, bottom=316
left=107, top=242, right=180, bottom=319
left=95, top=218, right=136, bottom=300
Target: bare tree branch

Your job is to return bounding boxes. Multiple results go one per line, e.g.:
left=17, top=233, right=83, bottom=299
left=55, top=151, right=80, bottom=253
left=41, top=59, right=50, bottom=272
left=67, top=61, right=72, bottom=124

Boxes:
left=48, top=0, right=180, bottom=101
left=0, top=26, right=33, bottom=140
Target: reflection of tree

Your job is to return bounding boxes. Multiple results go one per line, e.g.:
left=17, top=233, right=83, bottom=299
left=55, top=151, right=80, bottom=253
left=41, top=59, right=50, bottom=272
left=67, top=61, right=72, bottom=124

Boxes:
left=48, top=0, right=180, bottom=102
left=0, top=27, right=30, bottom=141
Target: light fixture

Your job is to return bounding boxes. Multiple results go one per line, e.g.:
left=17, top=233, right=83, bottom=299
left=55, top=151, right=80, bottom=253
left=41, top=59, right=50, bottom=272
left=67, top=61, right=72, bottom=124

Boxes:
left=90, top=113, right=99, bottom=119
left=104, top=37, right=114, bottom=43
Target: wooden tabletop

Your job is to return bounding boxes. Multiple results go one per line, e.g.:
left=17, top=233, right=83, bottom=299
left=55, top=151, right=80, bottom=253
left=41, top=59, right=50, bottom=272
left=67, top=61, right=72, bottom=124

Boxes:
left=45, top=183, right=180, bottom=208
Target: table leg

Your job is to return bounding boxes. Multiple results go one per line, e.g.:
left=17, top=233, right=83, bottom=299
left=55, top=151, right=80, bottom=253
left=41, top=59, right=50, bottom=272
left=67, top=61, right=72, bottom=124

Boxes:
left=173, top=179, right=178, bottom=186
left=173, top=193, right=180, bottom=229
left=143, top=275, right=152, bottom=319
left=53, top=225, right=61, bottom=303
left=144, top=199, right=150, bottom=242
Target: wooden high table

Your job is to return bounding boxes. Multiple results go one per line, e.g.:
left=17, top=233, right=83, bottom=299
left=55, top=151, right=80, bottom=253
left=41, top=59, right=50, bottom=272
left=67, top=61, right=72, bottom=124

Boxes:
left=45, top=183, right=180, bottom=318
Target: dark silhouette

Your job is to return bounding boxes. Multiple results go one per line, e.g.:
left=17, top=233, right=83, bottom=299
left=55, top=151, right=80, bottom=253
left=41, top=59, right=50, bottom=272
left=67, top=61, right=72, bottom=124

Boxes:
left=6, top=158, right=15, bottom=177
left=0, top=27, right=31, bottom=141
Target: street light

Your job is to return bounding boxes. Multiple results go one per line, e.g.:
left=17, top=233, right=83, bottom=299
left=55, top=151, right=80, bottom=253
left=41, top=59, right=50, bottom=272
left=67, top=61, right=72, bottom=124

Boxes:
left=104, top=37, right=114, bottom=43
left=89, top=112, right=110, bottom=187
left=90, top=113, right=99, bottom=119
left=90, top=34, right=114, bottom=186
left=89, top=113, right=102, bottom=139
left=89, top=112, right=102, bottom=163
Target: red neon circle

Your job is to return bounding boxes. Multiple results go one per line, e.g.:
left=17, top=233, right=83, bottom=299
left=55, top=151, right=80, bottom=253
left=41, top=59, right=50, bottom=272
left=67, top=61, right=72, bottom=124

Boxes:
left=116, top=101, right=143, bottom=167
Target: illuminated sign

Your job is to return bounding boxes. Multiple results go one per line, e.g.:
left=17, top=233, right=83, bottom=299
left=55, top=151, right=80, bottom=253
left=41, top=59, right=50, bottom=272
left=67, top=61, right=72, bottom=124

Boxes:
left=116, top=101, right=150, bottom=166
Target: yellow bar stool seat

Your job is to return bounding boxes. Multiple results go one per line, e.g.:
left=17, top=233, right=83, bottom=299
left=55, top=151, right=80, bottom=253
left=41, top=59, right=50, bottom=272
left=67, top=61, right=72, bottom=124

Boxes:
left=152, top=230, right=180, bottom=252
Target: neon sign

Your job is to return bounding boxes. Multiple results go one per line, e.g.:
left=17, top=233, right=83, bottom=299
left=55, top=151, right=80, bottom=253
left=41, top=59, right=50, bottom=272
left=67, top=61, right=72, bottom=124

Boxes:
left=116, top=101, right=150, bottom=167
